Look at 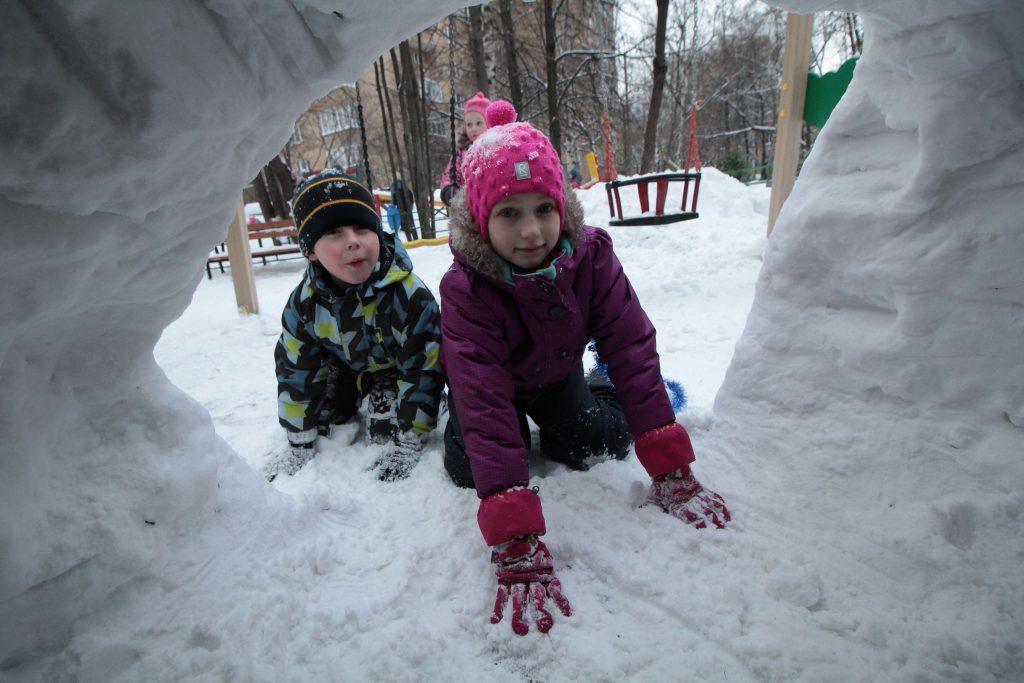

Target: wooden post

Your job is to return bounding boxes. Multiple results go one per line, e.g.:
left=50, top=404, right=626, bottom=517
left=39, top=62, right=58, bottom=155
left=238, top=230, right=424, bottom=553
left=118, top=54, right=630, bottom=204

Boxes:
left=767, top=12, right=814, bottom=237
left=226, top=197, right=259, bottom=314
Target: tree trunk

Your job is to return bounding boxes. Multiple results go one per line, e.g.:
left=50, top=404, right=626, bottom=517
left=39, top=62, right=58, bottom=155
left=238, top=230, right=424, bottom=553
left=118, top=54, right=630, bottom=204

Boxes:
left=373, top=58, right=398, bottom=183
left=543, top=0, right=561, bottom=155
left=467, top=5, right=489, bottom=93
left=640, top=0, right=669, bottom=173
left=498, top=0, right=523, bottom=111
left=389, top=46, right=420, bottom=240
left=416, top=34, right=436, bottom=237
left=482, top=4, right=501, bottom=92
left=249, top=169, right=273, bottom=221
left=399, top=39, right=433, bottom=239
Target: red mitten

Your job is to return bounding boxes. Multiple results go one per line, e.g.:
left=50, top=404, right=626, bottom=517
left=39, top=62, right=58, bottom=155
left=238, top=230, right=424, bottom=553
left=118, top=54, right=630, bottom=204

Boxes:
left=477, top=487, right=546, bottom=546
left=649, top=468, right=730, bottom=529
left=490, top=536, right=573, bottom=635
left=633, top=422, right=696, bottom=478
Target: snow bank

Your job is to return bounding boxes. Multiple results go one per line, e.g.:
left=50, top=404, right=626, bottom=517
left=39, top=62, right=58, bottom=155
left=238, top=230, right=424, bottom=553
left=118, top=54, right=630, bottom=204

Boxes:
left=0, top=0, right=465, bottom=668
left=711, top=0, right=1024, bottom=676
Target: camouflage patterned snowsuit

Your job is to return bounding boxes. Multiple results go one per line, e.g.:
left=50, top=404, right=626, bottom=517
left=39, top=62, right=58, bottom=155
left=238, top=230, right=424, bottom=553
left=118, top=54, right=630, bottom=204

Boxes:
left=275, top=232, right=444, bottom=438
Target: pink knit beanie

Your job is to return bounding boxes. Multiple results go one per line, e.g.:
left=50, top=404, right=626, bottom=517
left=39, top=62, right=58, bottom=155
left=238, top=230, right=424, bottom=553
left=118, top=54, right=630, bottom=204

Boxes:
left=461, top=100, right=565, bottom=241
left=464, top=91, right=491, bottom=117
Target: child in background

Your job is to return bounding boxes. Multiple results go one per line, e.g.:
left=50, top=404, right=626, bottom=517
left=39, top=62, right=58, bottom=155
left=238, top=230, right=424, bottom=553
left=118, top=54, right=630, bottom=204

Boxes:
left=271, top=171, right=444, bottom=482
left=440, top=102, right=730, bottom=635
left=438, top=91, right=490, bottom=207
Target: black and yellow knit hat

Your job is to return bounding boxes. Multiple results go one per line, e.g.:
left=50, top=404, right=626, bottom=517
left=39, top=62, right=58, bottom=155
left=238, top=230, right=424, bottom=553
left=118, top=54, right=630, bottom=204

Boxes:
left=290, top=170, right=380, bottom=256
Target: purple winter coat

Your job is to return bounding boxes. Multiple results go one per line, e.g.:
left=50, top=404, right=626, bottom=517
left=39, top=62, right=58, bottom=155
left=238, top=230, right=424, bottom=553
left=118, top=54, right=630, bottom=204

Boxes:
left=440, top=190, right=676, bottom=498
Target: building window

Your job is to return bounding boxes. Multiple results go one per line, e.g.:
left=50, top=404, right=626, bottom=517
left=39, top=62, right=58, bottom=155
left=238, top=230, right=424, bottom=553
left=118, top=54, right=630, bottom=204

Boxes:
left=327, top=145, right=358, bottom=172
left=290, top=123, right=303, bottom=145
left=423, top=78, right=443, bottom=103
left=428, top=115, right=450, bottom=138
left=296, top=158, right=311, bottom=176
left=319, top=105, right=358, bottom=136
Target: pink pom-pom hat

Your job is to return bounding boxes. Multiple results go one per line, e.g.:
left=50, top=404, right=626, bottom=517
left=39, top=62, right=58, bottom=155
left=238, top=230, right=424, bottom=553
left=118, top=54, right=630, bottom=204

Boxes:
left=464, top=91, right=492, bottom=117
left=460, top=100, right=565, bottom=241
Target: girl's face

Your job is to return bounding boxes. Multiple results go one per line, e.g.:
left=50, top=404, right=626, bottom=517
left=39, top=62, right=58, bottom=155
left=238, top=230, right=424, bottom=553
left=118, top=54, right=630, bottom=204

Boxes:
left=487, top=193, right=561, bottom=270
left=309, top=225, right=380, bottom=285
left=465, top=111, right=487, bottom=143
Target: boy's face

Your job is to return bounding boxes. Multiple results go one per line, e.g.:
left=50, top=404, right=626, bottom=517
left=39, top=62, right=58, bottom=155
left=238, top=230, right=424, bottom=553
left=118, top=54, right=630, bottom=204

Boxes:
left=465, top=111, right=487, bottom=142
left=487, top=193, right=561, bottom=270
left=308, top=225, right=380, bottom=285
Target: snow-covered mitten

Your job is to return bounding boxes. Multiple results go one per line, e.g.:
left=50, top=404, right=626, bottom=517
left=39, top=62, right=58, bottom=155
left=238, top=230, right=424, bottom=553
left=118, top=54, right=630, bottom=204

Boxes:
left=263, top=429, right=317, bottom=482
left=477, top=487, right=570, bottom=634
left=373, top=430, right=423, bottom=481
left=365, top=371, right=398, bottom=445
left=490, top=535, right=573, bottom=635
left=649, top=468, right=730, bottom=529
left=634, top=421, right=729, bottom=528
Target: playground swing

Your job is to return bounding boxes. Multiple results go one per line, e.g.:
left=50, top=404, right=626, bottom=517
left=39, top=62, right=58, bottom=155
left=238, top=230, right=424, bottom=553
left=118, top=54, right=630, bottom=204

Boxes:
left=605, top=104, right=703, bottom=226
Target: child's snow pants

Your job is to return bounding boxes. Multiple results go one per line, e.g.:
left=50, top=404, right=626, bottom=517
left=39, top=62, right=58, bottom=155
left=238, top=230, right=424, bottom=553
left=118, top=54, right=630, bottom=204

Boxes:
left=443, top=362, right=632, bottom=489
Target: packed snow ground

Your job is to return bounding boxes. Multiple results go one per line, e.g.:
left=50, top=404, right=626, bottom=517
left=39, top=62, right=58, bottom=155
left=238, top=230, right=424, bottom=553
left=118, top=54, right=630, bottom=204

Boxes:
left=2, top=0, right=1022, bottom=681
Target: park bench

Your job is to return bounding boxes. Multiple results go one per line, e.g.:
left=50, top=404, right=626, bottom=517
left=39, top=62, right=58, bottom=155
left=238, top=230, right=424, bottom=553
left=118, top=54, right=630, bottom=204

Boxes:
left=206, top=218, right=301, bottom=279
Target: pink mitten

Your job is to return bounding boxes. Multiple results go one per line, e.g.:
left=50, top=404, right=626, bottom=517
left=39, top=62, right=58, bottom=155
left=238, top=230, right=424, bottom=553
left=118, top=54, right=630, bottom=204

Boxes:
left=650, top=468, right=730, bottom=529
left=490, top=536, right=573, bottom=635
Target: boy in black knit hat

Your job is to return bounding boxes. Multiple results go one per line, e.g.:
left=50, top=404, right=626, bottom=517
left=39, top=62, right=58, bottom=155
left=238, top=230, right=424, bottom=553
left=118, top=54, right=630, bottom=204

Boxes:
left=269, top=170, right=444, bottom=481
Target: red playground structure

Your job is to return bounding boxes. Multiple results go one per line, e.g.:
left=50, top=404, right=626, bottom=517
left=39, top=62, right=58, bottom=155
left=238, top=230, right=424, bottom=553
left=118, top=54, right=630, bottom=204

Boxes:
left=605, top=104, right=703, bottom=226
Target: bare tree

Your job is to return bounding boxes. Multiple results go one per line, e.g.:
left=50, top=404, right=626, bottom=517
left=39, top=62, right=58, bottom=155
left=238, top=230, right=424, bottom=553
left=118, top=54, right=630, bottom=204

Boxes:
left=498, top=0, right=525, bottom=111
left=542, top=0, right=562, bottom=154
left=467, top=5, right=490, bottom=93
left=640, top=0, right=670, bottom=173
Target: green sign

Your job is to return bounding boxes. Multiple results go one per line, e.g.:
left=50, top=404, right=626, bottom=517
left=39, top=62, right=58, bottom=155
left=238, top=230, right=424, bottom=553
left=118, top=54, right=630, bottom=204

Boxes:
left=804, top=56, right=858, bottom=128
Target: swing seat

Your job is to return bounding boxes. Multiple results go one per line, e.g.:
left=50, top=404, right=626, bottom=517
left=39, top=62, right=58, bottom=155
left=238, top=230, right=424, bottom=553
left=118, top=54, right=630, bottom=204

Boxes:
left=605, top=171, right=701, bottom=226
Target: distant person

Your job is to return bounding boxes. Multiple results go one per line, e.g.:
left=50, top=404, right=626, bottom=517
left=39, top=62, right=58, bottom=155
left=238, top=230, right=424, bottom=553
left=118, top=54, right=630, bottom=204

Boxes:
left=439, top=91, right=491, bottom=207
left=569, top=160, right=582, bottom=187
left=270, top=171, right=444, bottom=482
left=388, top=177, right=417, bottom=241
left=440, top=102, right=730, bottom=635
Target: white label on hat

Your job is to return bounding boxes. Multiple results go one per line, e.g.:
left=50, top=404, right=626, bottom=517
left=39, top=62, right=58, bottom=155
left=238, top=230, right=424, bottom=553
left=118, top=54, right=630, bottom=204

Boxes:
left=514, top=161, right=531, bottom=181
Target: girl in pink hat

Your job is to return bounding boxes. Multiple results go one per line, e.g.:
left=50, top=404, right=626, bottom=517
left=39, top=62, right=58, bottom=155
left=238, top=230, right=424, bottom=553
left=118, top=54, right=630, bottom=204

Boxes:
left=440, top=101, right=731, bottom=636
left=438, top=91, right=490, bottom=207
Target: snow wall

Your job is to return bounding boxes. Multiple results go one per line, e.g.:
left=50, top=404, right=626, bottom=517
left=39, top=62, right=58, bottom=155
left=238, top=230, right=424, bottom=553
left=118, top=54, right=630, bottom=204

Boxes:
left=712, top=0, right=1024, bottom=665
left=0, top=0, right=1021, bottom=671
left=0, top=0, right=466, bottom=665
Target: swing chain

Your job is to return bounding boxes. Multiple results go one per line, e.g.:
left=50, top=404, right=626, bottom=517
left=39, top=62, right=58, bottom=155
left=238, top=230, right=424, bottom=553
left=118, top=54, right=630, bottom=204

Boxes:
left=355, top=81, right=374, bottom=191
left=447, top=14, right=459, bottom=189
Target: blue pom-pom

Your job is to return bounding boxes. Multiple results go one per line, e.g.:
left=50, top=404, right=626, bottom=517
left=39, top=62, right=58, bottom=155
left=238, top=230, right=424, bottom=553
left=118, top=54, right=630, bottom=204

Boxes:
left=591, top=338, right=686, bottom=412
left=664, top=379, right=687, bottom=412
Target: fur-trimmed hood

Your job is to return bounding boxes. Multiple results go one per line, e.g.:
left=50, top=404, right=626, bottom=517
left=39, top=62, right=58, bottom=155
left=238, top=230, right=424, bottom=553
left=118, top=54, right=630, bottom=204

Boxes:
left=447, top=187, right=587, bottom=283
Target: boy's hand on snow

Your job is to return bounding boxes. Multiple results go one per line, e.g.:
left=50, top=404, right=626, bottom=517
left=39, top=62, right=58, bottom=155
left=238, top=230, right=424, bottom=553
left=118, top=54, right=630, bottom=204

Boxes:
left=263, top=442, right=315, bottom=482
left=490, top=535, right=572, bottom=635
left=373, top=430, right=422, bottom=481
left=649, top=468, right=730, bottom=529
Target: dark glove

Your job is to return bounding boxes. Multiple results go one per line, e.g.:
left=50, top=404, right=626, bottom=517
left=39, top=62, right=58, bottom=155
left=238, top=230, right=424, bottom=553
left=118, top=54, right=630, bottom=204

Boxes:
left=490, top=535, right=573, bottom=635
left=649, top=467, right=730, bottom=529
left=440, top=183, right=457, bottom=206
left=373, top=430, right=422, bottom=481
left=264, top=434, right=316, bottom=482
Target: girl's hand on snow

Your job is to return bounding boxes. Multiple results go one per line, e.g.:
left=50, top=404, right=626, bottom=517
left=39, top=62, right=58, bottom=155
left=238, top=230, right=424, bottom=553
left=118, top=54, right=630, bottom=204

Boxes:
left=648, top=468, right=730, bottom=529
left=490, top=535, right=572, bottom=635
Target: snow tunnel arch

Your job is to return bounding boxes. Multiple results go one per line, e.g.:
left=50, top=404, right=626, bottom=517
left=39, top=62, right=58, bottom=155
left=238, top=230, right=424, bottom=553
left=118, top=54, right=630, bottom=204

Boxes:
left=2, top=0, right=1022, bottom=674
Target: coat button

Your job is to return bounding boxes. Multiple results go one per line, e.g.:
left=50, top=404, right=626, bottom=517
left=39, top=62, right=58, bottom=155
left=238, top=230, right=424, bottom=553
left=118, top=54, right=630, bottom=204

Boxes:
left=549, top=305, right=567, bottom=320
left=555, top=345, right=570, bottom=360
left=539, top=282, right=555, bottom=294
